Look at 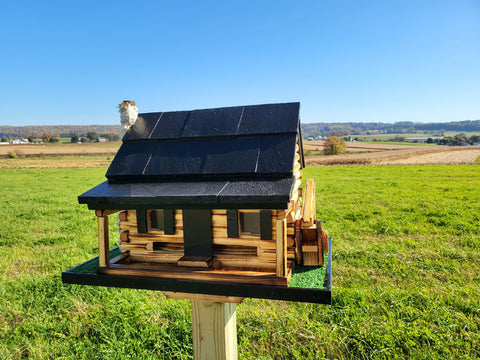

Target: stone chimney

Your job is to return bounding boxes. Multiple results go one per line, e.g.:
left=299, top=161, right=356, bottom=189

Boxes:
left=119, top=100, right=138, bottom=137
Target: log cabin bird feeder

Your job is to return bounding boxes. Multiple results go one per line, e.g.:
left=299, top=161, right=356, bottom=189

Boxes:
left=63, top=102, right=331, bottom=304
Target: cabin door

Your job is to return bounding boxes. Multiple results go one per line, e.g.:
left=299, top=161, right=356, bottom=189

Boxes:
left=181, top=210, right=213, bottom=260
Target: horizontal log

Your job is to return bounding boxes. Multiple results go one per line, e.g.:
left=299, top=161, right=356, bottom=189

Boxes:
left=129, top=234, right=184, bottom=243
left=95, top=209, right=120, bottom=217
left=122, top=255, right=286, bottom=275
left=118, top=223, right=184, bottom=235
left=127, top=248, right=297, bottom=264
left=100, top=264, right=288, bottom=286
left=126, top=210, right=136, bottom=222
left=118, top=211, right=128, bottom=221
left=120, top=243, right=147, bottom=251
left=212, top=236, right=275, bottom=248
left=295, top=169, right=302, bottom=181
left=146, top=242, right=184, bottom=253
left=125, top=226, right=275, bottom=241
left=119, top=230, right=129, bottom=243
left=122, top=238, right=148, bottom=246
left=294, top=162, right=301, bottom=173
left=257, top=248, right=295, bottom=259
left=287, top=236, right=295, bottom=247
left=126, top=231, right=283, bottom=244
left=287, top=211, right=294, bottom=223
left=126, top=237, right=296, bottom=259
left=275, top=206, right=292, bottom=220
left=119, top=247, right=297, bottom=271
left=129, top=209, right=226, bottom=218
left=118, top=222, right=137, bottom=230
left=129, top=253, right=183, bottom=264
left=128, top=210, right=182, bottom=222
left=215, top=257, right=276, bottom=271
left=124, top=214, right=235, bottom=229
left=292, top=179, right=302, bottom=195
left=302, top=245, right=318, bottom=252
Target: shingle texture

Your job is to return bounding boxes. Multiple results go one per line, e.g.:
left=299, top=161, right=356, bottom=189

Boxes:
left=106, top=102, right=300, bottom=181
left=79, top=102, right=303, bottom=209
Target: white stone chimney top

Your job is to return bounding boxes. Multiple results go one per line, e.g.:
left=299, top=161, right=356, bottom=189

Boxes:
left=118, top=100, right=138, bottom=136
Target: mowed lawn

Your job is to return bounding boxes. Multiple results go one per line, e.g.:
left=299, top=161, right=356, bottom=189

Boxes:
left=0, top=165, right=479, bottom=359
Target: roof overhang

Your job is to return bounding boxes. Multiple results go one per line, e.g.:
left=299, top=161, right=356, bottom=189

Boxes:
left=78, top=176, right=297, bottom=210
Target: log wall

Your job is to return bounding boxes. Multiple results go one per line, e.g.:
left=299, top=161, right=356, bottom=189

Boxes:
left=118, top=209, right=298, bottom=270
left=116, top=136, right=305, bottom=271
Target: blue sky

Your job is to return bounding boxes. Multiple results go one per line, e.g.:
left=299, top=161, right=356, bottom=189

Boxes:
left=1, top=1, right=479, bottom=125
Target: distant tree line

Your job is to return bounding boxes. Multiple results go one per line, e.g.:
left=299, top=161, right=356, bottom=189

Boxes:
left=0, top=125, right=121, bottom=139
left=1, top=132, right=120, bottom=143
left=301, top=119, right=480, bottom=138
left=415, top=120, right=480, bottom=132
left=434, top=133, right=480, bottom=146
left=70, top=132, right=120, bottom=143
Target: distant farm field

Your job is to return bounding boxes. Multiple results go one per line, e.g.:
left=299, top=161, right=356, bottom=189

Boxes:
left=304, top=140, right=480, bottom=166
left=0, top=161, right=479, bottom=359
left=0, top=154, right=115, bottom=169
left=0, top=142, right=120, bottom=157
left=0, top=143, right=120, bottom=169
left=2, top=141, right=480, bottom=170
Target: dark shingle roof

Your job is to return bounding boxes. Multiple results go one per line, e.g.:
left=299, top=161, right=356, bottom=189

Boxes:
left=79, top=102, right=303, bottom=209
left=106, top=102, right=300, bottom=182
left=122, top=102, right=300, bottom=141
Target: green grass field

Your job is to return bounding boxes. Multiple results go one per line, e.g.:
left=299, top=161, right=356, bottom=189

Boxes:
left=0, top=165, right=479, bottom=359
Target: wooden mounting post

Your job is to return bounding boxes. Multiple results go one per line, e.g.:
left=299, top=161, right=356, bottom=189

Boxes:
left=96, top=211, right=110, bottom=267
left=191, top=300, right=238, bottom=360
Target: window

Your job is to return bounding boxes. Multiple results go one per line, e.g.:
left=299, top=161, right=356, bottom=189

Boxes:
left=227, top=210, right=272, bottom=240
left=239, top=211, right=261, bottom=236
left=136, top=209, right=175, bottom=235
left=150, top=210, right=164, bottom=231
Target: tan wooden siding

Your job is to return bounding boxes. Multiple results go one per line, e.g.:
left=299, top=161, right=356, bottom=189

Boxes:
left=117, top=209, right=298, bottom=269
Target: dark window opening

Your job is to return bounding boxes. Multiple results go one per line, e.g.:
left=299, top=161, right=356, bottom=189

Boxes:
left=228, top=210, right=272, bottom=240
left=239, top=211, right=261, bottom=236
left=150, top=210, right=164, bottom=231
